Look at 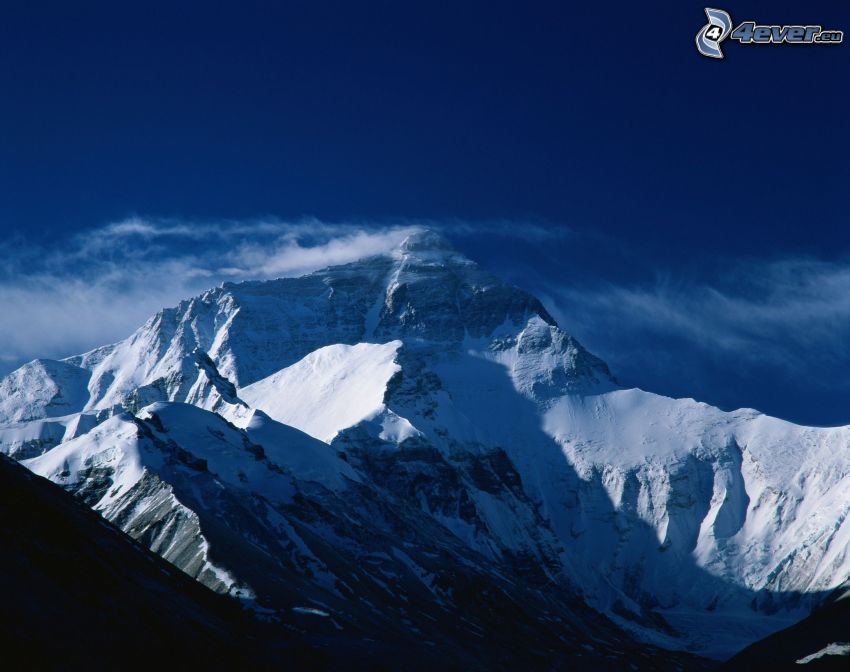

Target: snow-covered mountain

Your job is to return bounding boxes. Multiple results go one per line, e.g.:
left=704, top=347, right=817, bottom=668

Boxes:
left=2, top=229, right=849, bottom=664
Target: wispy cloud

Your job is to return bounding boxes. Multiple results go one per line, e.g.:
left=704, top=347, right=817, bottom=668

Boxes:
left=543, top=255, right=850, bottom=422
left=0, top=218, right=420, bottom=370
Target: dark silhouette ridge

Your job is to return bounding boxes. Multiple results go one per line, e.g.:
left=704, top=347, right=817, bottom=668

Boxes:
left=0, top=454, right=321, bottom=670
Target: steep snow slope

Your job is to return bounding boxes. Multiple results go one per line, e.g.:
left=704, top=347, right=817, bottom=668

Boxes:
left=24, top=402, right=361, bottom=590
left=241, top=409, right=361, bottom=488
left=0, top=359, right=91, bottom=424
left=533, top=388, right=850, bottom=653
left=383, top=333, right=850, bottom=654
left=25, top=410, right=241, bottom=591
left=0, top=414, right=81, bottom=459
left=2, top=229, right=850, bottom=662
left=543, top=390, right=850, bottom=600
left=22, top=400, right=703, bottom=670
left=238, top=341, right=404, bottom=442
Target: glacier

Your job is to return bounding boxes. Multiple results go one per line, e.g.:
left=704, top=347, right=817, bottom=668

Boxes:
left=1, top=228, right=848, bottom=664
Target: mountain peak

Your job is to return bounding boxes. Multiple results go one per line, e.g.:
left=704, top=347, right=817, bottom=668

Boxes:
left=397, top=228, right=455, bottom=254
left=393, top=228, right=472, bottom=266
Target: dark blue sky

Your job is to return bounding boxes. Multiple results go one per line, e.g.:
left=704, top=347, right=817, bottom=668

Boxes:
left=1, top=2, right=849, bottom=425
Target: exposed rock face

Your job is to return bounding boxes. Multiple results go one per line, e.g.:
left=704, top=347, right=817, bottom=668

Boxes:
left=2, top=229, right=849, bottom=664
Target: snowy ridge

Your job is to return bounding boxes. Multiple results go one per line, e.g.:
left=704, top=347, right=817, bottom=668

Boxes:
left=0, top=359, right=91, bottom=424
left=1, top=229, right=849, bottom=662
left=236, top=341, right=404, bottom=443
left=24, top=411, right=239, bottom=592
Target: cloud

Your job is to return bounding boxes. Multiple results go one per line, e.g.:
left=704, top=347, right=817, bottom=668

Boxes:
left=0, top=218, right=421, bottom=372
left=228, top=226, right=421, bottom=278
left=543, top=255, right=850, bottom=422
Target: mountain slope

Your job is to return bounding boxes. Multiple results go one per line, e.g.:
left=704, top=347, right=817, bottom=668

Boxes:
left=21, top=399, right=706, bottom=670
left=0, top=358, right=90, bottom=424
left=725, top=584, right=850, bottom=670
left=238, top=340, right=405, bottom=442
left=0, top=453, right=314, bottom=670
left=47, top=229, right=612, bottom=417
left=1, top=229, right=849, bottom=662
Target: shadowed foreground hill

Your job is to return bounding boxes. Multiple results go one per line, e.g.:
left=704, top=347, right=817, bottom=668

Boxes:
left=0, top=453, right=320, bottom=670
left=725, top=586, right=850, bottom=671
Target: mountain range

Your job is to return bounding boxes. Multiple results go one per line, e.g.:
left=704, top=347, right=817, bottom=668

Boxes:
left=2, top=229, right=849, bottom=669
